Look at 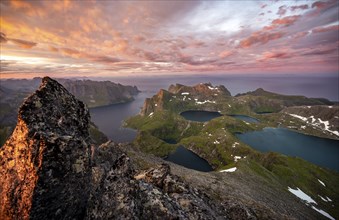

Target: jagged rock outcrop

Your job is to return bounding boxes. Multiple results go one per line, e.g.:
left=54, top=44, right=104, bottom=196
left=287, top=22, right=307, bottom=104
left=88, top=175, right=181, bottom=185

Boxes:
left=0, top=77, right=258, bottom=219
left=0, top=77, right=92, bottom=219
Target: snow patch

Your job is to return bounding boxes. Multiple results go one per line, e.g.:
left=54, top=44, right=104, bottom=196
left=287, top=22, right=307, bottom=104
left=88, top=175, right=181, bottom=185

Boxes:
left=181, top=92, right=189, bottom=95
left=234, top=156, right=241, bottom=162
left=220, top=167, right=237, bottom=173
left=288, top=187, right=317, bottom=204
left=208, top=134, right=212, bottom=137
left=289, top=114, right=339, bottom=137
left=183, top=96, right=186, bottom=101
left=208, top=86, right=218, bottom=90
left=318, top=179, right=326, bottom=187
left=228, top=104, right=231, bottom=107
left=195, top=100, right=216, bottom=104
left=319, top=195, right=328, bottom=202
left=318, top=195, right=332, bottom=202
left=328, top=106, right=333, bottom=108
left=148, top=112, right=154, bottom=117
left=154, top=104, right=158, bottom=107
left=311, top=206, right=335, bottom=220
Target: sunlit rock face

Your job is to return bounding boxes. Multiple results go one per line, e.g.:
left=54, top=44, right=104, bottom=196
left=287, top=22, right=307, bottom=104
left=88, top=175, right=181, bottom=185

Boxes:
left=0, top=77, right=91, bottom=219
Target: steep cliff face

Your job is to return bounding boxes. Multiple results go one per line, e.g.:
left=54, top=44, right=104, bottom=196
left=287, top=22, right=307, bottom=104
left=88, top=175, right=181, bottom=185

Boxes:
left=141, top=89, right=170, bottom=116
left=0, top=77, right=92, bottom=219
left=61, top=79, right=140, bottom=108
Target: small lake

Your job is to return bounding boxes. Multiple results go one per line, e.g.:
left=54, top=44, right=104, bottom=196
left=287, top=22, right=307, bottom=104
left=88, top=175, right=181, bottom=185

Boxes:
left=236, top=128, right=339, bottom=171
left=165, top=146, right=213, bottom=172
left=180, top=110, right=222, bottom=122
left=230, top=115, right=259, bottom=123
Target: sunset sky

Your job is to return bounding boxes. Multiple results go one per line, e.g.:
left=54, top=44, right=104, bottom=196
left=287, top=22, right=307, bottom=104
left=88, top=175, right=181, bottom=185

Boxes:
left=0, top=0, right=338, bottom=78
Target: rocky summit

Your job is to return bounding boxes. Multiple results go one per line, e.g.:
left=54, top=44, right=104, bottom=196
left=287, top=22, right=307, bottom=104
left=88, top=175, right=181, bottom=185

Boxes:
left=0, top=77, right=258, bottom=219
left=0, top=77, right=92, bottom=219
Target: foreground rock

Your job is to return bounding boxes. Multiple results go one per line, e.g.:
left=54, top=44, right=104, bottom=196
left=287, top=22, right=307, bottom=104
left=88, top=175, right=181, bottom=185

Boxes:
left=88, top=141, right=257, bottom=219
left=0, top=77, right=257, bottom=219
left=0, top=77, right=91, bottom=219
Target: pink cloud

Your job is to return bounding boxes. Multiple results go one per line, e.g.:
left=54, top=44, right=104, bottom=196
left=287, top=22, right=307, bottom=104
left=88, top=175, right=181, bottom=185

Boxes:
left=312, top=25, right=339, bottom=33
left=0, top=32, right=7, bottom=43
left=60, top=47, right=120, bottom=63
left=9, top=38, right=37, bottom=49
left=312, top=1, right=329, bottom=9
left=292, top=31, right=308, bottom=39
left=277, top=5, right=287, bottom=16
left=290, top=4, right=309, bottom=11
left=239, top=31, right=285, bottom=48
left=219, top=51, right=234, bottom=58
left=271, top=15, right=301, bottom=27
left=261, top=51, right=291, bottom=60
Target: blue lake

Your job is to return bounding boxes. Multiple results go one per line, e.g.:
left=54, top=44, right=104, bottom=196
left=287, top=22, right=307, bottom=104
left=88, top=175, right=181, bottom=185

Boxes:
left=165, top=146, right=213, bottom=172
left=236, top=128, right=339, bottom=171
left=180, top=110, right=222, bottom=122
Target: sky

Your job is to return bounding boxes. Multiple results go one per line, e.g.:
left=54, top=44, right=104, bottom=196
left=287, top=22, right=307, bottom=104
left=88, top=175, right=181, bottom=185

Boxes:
left=0, top=0, right=338, bottom=78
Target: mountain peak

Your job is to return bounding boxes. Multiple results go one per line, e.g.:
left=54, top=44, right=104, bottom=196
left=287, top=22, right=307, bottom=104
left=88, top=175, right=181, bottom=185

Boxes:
left=0, top=77, right=91, bottom=219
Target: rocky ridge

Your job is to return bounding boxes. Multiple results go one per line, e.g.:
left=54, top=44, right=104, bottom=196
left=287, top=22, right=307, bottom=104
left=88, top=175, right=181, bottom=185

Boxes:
left=0, top=77, right=260, bottom=219
left=141, top=83, right=231, bottom=116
